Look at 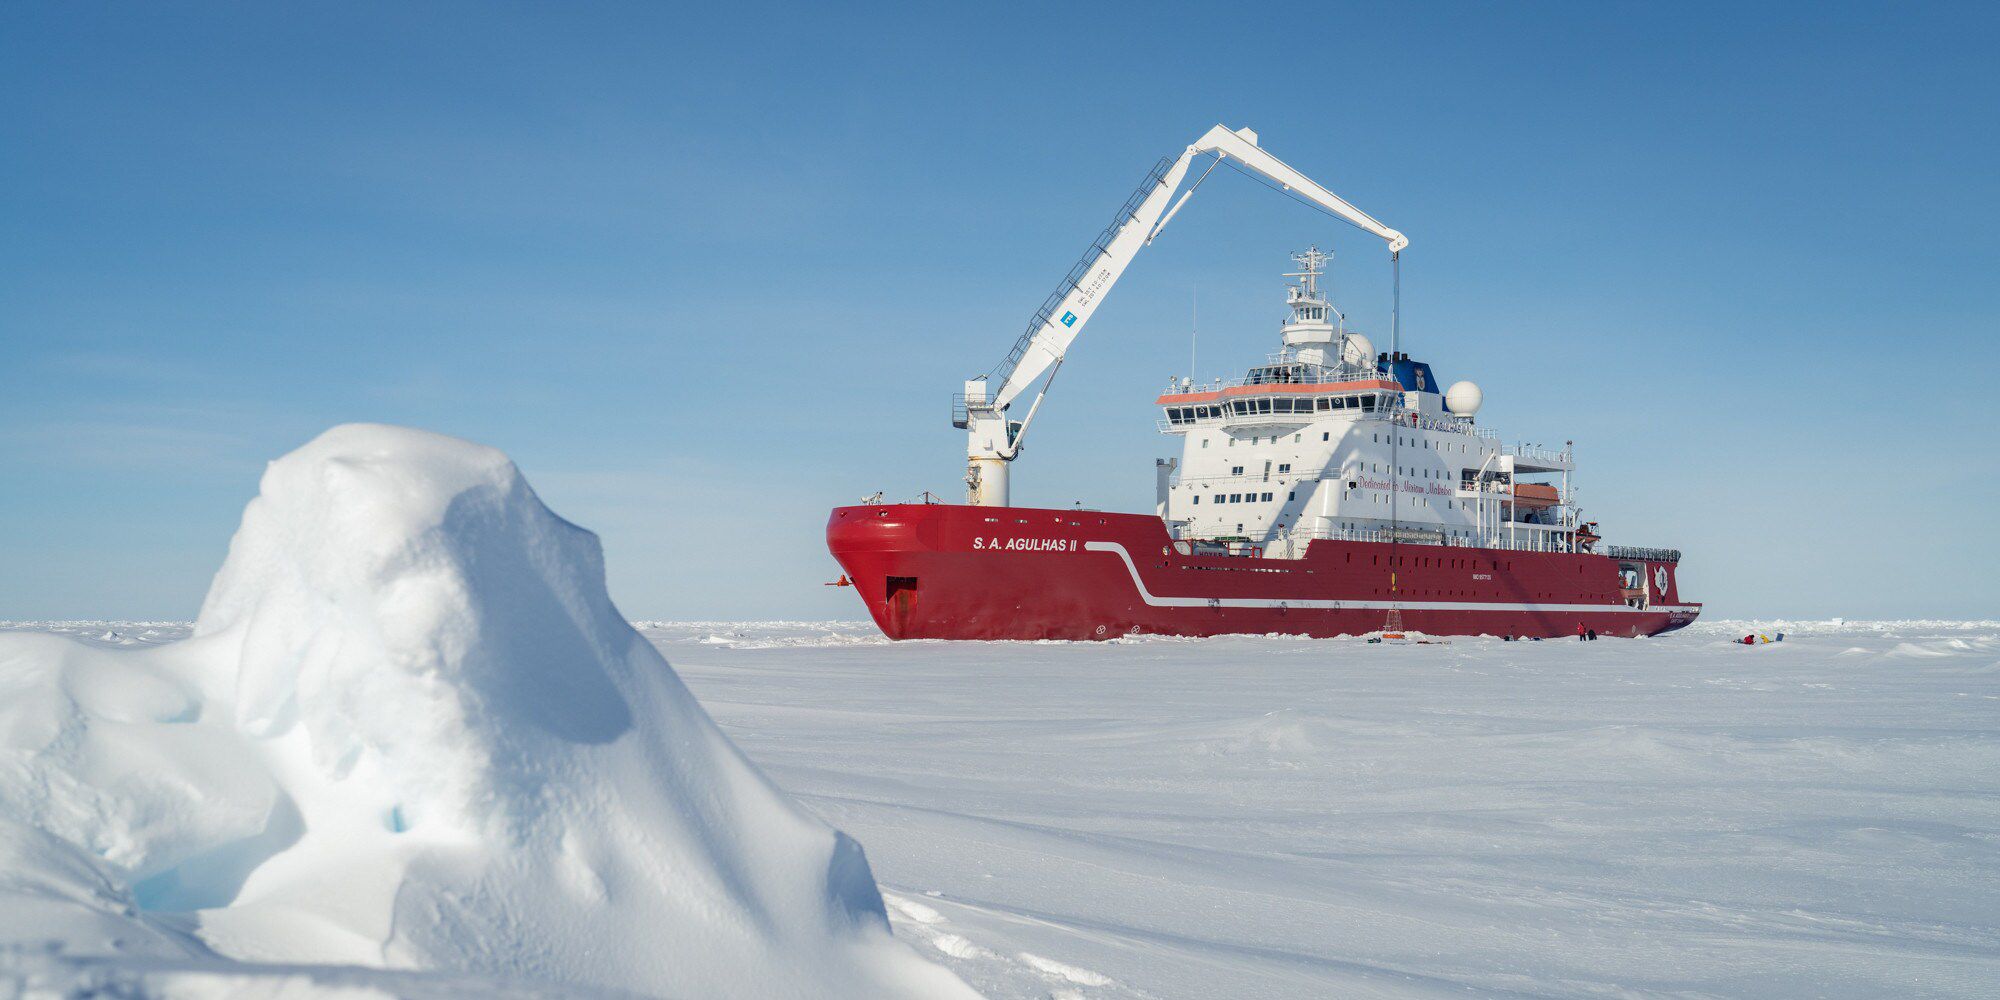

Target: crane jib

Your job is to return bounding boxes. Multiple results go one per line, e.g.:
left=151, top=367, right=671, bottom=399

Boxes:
left=988, top=155, right=1175, bottom=390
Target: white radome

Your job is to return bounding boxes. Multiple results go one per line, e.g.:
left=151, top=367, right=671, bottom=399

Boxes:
left=1445, top=380, right=1483, bottom=417
left=1340, top=332, right=1375, bottom=369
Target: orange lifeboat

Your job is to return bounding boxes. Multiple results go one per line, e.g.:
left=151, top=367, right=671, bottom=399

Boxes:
left=1574, top=520, right=1602, bottom=551
left=1510, top=483, right=1560, bottom=510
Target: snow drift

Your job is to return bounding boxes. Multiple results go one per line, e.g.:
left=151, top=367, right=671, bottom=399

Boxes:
left=0, top=424, right=974, bottom=998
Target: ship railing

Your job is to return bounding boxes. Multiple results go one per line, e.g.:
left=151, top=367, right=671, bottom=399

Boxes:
left=1283, top=526, right=1485, bottom=548
left=1405, top=414, right=1480, bottom=434
left=1172, top=470, right=1516, bottom=494
left=1603, top=545, right=1682, bottom=563
left=1509, top=444, right=1572, bottom=465
left=1273, top=524, right=1585, bottom=555
left=1163, top=363, right=1384, bottom=396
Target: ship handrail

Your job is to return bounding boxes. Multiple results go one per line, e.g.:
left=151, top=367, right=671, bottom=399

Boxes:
left=1277, top=526, right=1572, bottom=552
left=1510, top=444, right=1572, bottom=465
left=1168, top=472, right=1537, bottom=493
left=1603, top=545, right=1682, bottom=563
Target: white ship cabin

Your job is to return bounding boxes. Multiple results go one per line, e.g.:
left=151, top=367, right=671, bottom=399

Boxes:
left=1155, top=249, right=1580, bottom=559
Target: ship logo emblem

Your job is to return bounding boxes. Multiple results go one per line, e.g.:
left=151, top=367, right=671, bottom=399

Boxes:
left=1060, top=311, right=1077, bottom=327
left=1655, top=566, right=1669, bottom=591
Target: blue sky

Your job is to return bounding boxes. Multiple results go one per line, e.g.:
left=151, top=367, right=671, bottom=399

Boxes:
left=3, top=2, right=1996, bottom=621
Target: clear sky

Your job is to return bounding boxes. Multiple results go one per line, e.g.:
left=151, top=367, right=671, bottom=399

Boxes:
left=3, top=2, right=1996, bottom=621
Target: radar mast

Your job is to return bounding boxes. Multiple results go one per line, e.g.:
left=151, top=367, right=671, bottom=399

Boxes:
left=1281, top=245, right=1343, bottom=370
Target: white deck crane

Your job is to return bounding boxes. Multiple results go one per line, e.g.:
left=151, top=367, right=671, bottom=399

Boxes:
left=956, top=124, right=1408, bottom=506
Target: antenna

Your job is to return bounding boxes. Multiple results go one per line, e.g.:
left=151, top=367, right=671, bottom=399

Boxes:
left=1190, top=284, right=1198, bottom=380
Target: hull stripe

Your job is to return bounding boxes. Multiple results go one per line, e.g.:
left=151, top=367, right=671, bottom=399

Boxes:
left=1083, top=542, right=1698, bottom=614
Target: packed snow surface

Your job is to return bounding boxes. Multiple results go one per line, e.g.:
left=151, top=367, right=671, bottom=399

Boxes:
left=0, top=425, right=970, bottom=999
left=625, top=619, right=1998, bottom=999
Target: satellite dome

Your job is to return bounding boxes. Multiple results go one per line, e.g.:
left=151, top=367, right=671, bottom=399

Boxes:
left=1445, top=380, right=1483, bottom=417
left=1339, top=332, right=1375, bottom=369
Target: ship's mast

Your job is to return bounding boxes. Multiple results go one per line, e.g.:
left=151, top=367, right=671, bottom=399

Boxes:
left=1280, top=246, right=1343, bottom=370
left=1286, top=246, right=1331, bottom=306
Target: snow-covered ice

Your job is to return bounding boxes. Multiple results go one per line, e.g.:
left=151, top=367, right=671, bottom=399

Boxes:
left=9, top=618, right=1997, bottom=999
left=0, top=425, right=971, bottom=999
left=637, top=619, right=2000, bottom=999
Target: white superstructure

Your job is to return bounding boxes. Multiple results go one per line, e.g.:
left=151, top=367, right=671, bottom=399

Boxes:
left=1156, top=250, right=1581, bottom=557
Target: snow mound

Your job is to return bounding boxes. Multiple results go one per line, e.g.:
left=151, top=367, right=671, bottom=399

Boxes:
left=0, top=424, right=973, bottom=999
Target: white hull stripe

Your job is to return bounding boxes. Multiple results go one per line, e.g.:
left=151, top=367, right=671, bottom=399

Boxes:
left=1084, top=542, right=1698, bottom=614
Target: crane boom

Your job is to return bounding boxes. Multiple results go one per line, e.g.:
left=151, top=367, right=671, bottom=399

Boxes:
left=960, top=125, right=1405, bottom=506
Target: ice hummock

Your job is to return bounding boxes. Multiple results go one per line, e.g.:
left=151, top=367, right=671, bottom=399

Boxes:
left=0, top=424, right=974, bottom=998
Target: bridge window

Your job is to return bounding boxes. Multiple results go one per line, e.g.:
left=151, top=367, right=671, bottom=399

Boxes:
left=1261, top=492, right=1273, bottom=502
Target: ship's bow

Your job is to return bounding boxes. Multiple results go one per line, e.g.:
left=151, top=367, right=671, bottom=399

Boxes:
left=826, top=504, right=938, bottom=639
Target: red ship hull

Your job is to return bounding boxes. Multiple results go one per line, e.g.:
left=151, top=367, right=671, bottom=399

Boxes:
left=828, top=504, right=1699, bottom=641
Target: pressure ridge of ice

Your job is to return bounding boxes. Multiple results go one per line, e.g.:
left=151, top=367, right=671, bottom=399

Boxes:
left=0, top=424, right=974, bottom=998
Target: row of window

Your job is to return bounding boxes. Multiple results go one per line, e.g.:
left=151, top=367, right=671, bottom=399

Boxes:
left=1193, top=489, right=1300, bottom=506
left=1202, top=432, right=1316, bottom=448
left=1165, top=393, right=1388, bottom=425
left=1353, top=492, right=1463, bottom=510
left=1374, top=431, right=1484, bottom=456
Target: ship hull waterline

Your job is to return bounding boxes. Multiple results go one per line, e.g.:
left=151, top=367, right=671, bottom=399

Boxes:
left=829, top=503, right=1700, bottom=641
